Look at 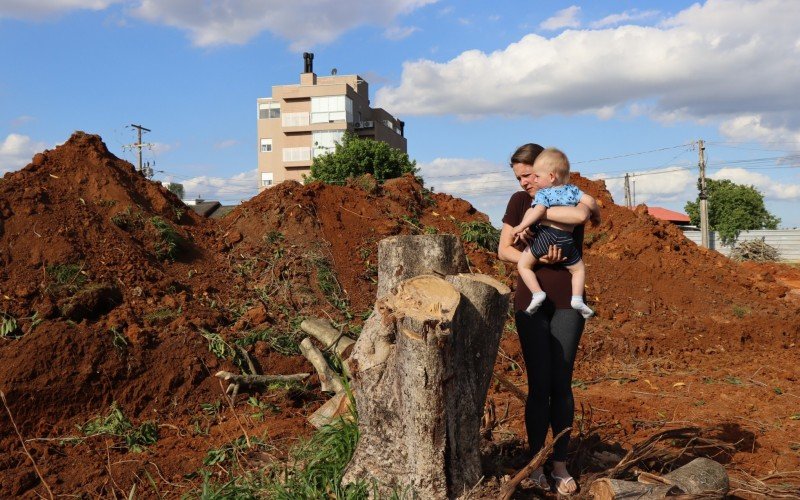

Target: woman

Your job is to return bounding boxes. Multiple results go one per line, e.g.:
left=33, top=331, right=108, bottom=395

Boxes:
left=497, top=143, right=597, bottom=495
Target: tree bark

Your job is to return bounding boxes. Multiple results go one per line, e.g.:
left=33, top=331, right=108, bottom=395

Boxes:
left=342, top=271, right=510, bottom=498
left=590, top=457, right=729, bottom=500
left=376, top=234, right=468, bottom=300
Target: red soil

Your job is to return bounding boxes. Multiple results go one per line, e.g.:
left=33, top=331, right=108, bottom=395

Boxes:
left=0, top=132, right=798, bottom=497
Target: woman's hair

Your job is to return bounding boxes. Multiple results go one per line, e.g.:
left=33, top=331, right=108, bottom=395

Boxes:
left=510, top=143, right=545, bottom=167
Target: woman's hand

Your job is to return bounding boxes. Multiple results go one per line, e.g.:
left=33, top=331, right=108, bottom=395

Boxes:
left=538, top=245, right=564, bottom=264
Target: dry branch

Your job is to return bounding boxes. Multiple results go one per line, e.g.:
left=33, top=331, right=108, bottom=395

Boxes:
left=300, top=318, right=355, bottom=359
left=299, top=338, right=344, bottom=393
left=499, top=427, right=571, bottom=500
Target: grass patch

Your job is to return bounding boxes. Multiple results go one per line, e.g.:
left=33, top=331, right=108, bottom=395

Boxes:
left=235, top=327, right=301, bottom=356
left=78, top=402, right=158, bottom=452
left=150, top=216, right=182, bottom=260
left=732, top=305, right=751, bottom=318
left=311, top=254, right=351, bottom=318
left=266, top=413, right=366, bottom=499
left=1, top=313, right=20, bottom=338
left=46, top=262, right=86, bottom=293
left=143, top=307, right=180, bottom=324
left=458, top=221, right=500, bottom=251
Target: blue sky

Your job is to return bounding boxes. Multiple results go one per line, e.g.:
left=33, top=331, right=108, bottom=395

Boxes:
left=2, top=0, right=799, bottom=228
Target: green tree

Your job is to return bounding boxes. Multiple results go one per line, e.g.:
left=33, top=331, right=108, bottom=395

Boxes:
left=166, top=182, right=185, bottom=199
left=308, top=133, right=417, bottom=183
left=685, top=178, right=780, bottom=244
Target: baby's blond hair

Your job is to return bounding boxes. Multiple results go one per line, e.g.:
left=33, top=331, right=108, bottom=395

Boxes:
left=534, top=148, right=571, bottom=184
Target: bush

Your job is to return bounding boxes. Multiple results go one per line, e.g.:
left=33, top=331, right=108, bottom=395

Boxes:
left=459, top=221, right=500, bottom=251
left=309, top=133, right=417, bottom=184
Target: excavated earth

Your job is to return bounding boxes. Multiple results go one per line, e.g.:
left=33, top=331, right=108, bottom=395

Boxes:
left=0, top=132, right=798, bottom=498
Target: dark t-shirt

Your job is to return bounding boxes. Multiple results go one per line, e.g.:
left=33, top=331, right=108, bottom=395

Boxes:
left=502, top=191, right=584, bottom=312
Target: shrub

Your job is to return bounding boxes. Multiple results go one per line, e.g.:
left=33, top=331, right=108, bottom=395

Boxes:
left=459, top=221, right=500, bottom=251
left=308, top=133, right=417, bottom=184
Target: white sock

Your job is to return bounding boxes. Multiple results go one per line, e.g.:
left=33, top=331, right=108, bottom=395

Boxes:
left=526, top=291, right=547, bottom=315
left=571, top=295, right=594, bottom=319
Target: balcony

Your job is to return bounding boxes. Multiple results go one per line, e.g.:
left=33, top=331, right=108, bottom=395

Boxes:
left=283, top=147, right=312, bottom=166
left=282, top=112, right=310, bottom=128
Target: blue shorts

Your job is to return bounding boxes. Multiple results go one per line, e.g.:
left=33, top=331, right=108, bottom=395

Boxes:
left=528, top=225, right=581, bottom=266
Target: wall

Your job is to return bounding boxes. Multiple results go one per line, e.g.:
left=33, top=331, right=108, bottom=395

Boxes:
left=681, top=229, right=800, bottom=261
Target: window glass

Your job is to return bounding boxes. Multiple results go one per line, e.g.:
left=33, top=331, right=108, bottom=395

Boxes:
left=260, top=138, right=273, bottom=153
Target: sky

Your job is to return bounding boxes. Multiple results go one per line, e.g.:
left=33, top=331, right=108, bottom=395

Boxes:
left=2, top=0, right=799, bottom=228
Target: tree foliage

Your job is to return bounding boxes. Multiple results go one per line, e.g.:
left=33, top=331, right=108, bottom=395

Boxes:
left=685, top=178, right=780, bottom=244
left=308, top=133, right=417, bottom=183
left=166, top=182, right=185, bottom=199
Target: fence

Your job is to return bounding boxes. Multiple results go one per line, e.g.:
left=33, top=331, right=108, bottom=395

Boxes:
left=681, top=229, right=800, bottom=261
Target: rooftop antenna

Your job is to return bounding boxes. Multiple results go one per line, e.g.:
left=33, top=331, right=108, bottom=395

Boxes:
left=331, top=68, right=338, bottom=75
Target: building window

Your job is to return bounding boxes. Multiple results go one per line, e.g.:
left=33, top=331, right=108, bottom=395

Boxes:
left=312, top=130, right=344, bottom=157
left=261, top=172, right=274, bottom=187
left=260, top=138, right=273, bottom=153
left=259, top=102, right=280, bottom=119
left=311, top=96, right=353, bottom=124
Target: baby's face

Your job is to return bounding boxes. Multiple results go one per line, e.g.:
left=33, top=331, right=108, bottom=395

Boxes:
left=532, top=163, right=556, bottom=189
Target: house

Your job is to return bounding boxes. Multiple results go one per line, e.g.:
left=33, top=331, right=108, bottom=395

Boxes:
left=184, top=198, right=236, bottom=219
left=256, top=52, right=407, bottom=189
left=645, top=206, right=692, bottom=226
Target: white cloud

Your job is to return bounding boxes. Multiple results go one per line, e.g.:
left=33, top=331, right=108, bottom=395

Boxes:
left=130, top=0, right=437, bottom=49
left=171, top=169, right=259, bottom=202
left=711, top=167, right=800, bottom=200
left=384, top=25, right=419, bottom=41
left=0, top=0, right=118, bottom=19
left=419, top=157, right=518, bottom=197
left=0, top=134, right=47, bottom=174
left=719, top=114, right=800, bottom=146
left=150, top=142, right=177, bottom=155
left=214, top=139, right=239, bottom=150
left=539, top=6, right=581, bottom=31
left=596, top=167, right=697, bottom=206
left=590, top=9, right=659, bottom=29
left=377, top=0, right=800, bottom=144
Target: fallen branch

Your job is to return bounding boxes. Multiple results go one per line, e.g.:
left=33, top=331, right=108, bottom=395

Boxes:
left=214, top=371, right=309, bottom=400
left=1, top=391, right=54, bottom=500
left=493, top=372, right=527, bottom=403
left=299, top=338, right=344, bottom=393
left=300, top=318, right=355, bottom=359
left=499, top=427, right=571, bottom=500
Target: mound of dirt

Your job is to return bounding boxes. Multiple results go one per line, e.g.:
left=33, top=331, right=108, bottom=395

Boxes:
left=1, top=133, right=798, bottom=496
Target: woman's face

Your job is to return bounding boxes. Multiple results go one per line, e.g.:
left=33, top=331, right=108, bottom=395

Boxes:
left=511, top=162, right=537, bottom=196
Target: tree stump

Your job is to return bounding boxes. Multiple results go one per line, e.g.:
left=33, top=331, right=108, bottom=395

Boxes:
left=342, top=236, right=510, bottom=498
left=376, top=234, right=468, bottom=299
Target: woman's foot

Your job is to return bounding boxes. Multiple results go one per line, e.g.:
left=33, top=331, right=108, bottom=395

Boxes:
left=551, top=462, right=578, bottom=495
left=529, top=467, right=549, bottom=490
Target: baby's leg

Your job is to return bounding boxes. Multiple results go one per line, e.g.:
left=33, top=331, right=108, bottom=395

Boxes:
left=566, top=259, right=594, bottom=319
left=518, top=249, right=547, bottom=314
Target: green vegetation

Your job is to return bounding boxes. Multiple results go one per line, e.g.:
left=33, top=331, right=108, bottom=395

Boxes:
left=311, top=254, right=351, bottom=318
left=150, top=216, right=182, bottom=260
left=685, top=178, right=780, bottom=244
left=46, top=262, right=87, bottom=293
left=235, top=327, right=301, bottom=356
left=144, top=307, right=180, bottom=324
left=110, top=207, right=145, bottom=230
left=201, top=330, right=237, bottom=361
left=109, top=326, right=129, bottom=354
left=732, top=305, right=751, bottom=318
left=308, top=133, right=417, bottom=184
left=167, top=182, right=185, bottom=199
left=1, top=313, right=19, bottom=338
left=78, top=402, right=158, bottom=452
left=267, top=413, right=366, bottom=499
left=459, top=220, right=500, bottom=251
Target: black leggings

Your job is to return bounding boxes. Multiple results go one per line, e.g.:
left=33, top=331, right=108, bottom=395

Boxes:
left=515, top=308, right=584, bottom=462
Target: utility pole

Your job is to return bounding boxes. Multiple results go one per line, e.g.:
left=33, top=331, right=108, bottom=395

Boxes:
left=624, top=173, right=632, bottom=208
left=124, top=124, right=152, bottom=175
left=698, top=139, right=710, bottom=248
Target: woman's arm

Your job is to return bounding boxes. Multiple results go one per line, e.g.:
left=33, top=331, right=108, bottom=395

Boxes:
left=542, top=204, right=591, bottom=225
left=498, top=223, right=562, bottom=264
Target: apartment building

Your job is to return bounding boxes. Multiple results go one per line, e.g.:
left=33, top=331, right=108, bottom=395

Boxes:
left=256, top=53, right=407, bottom=189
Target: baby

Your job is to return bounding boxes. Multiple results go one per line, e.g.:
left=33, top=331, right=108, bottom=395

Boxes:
left=512, top=148, right=598, bottom=318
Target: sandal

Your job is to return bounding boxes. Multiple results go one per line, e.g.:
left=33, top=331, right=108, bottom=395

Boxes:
left=551, top=472, right=577, bottom=496
left=530, top=471, right=550, bottom=490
